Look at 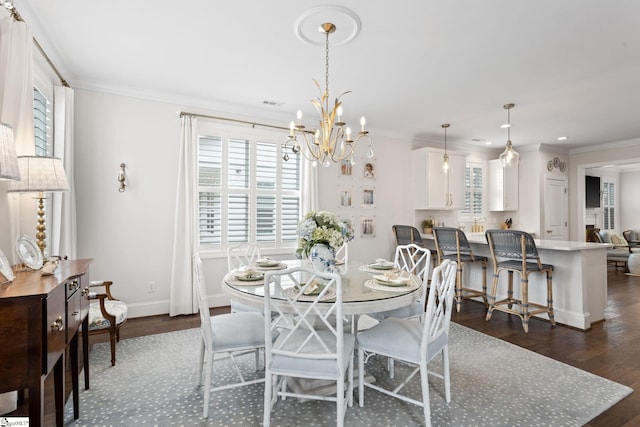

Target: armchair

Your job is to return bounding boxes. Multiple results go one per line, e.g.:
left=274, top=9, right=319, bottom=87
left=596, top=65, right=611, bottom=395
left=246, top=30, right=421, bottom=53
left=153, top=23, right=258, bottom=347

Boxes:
left=88, top=281, right=128, bottom=366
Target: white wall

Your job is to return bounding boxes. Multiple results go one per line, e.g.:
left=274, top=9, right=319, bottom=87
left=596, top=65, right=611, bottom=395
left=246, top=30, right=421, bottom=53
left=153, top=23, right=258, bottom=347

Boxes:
left=620, top=170, right=640, bottom=232
left=74, top=89, right=181, bottom=317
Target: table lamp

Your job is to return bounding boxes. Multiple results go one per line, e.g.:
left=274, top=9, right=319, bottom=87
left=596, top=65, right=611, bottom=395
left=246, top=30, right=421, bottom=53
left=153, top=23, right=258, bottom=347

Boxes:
left=8, top=156, right=70, bottom=255
left=0, top=123, right=20, bottom=181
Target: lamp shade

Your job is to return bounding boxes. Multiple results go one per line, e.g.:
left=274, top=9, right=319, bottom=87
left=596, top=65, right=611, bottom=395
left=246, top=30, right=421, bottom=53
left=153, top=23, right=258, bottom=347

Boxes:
left=0, top=123, right=20, bottom=181
left=8, top=156, right=70, bottom=193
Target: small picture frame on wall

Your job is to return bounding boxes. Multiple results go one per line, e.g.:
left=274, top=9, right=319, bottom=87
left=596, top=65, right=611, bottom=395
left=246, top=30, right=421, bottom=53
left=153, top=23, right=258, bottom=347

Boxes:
left=362, top=187, right=375, bottom=208
left=339, top=159, right=353, bottom=178
left=360, top=216, right=376, bottom=238
left=363, top=159, right=375, bottom=180
left=338, top=186, right=353, bottom=208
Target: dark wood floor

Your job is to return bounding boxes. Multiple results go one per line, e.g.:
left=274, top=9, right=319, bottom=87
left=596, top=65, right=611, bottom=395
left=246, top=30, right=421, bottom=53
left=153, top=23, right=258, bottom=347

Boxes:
left=79, top=268, right=640, bottom=425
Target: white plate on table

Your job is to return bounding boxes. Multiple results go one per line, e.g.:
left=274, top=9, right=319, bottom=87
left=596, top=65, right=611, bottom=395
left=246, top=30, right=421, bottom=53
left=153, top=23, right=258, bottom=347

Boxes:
left=255, top=258, right=281, bottom=268
left=371, top=274, right=410, bottom=287
left=16, top=235, right=43, bottom=270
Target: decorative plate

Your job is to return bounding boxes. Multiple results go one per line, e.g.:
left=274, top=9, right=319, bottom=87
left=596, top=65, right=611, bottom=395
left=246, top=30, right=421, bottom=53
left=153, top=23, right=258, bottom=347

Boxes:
left=553, top=157, right=560, bottom=168
left=16, top=235, right=43, bottom=270
left=559, top=161, right=567, bottom=172
left=0, top=249, right=14, bottom=282
left=547, top=160, right=553, bottom=171
left=255, top=258, right=280, bottom=268
left=234, top=272, right=264, bottom=282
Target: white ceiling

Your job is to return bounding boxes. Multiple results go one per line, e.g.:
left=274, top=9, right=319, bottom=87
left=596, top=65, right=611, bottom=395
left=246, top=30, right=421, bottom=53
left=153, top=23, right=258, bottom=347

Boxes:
left=13, top=0, right=640, bottom=154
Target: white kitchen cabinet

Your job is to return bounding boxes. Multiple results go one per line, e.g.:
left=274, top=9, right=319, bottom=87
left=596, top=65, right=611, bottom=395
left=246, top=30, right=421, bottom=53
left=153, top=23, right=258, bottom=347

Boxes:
left=412, top=147, right=466, bottom=210
left=488, top=158, right=518, bottom=211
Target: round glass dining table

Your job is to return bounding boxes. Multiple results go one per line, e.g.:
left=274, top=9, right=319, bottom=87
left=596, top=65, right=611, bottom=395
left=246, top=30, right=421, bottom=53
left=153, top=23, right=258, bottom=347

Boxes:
left=221, top=259, right=423, bottom=316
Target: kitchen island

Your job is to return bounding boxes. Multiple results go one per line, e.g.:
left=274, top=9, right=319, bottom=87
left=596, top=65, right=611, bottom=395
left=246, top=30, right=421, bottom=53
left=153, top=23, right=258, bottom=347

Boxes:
left=421, top=233, right=610, bottom=330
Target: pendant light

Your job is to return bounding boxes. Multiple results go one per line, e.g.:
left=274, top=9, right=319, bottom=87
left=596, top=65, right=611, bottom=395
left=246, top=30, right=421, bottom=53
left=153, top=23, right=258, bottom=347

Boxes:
left=499, top=103, right=519, bottom=167
left=441, top=123, right=450, bottom=174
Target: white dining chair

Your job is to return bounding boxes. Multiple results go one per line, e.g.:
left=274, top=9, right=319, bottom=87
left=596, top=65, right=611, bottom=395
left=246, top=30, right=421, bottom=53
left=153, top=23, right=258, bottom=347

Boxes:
left=262, top=265, right=354, bottom=427
left=226, top=242, right=263, bottom=313
left=335, top=242, right=348, bottom=273
left=356, top=259, right=457, bottom=426
left=193, top=254, right=266, bottom=419
left=369, top=243, right=431, bottom=321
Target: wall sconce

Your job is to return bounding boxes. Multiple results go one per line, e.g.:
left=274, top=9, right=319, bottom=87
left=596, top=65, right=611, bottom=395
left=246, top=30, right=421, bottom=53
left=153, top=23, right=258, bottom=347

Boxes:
left=118, top=163, right=126, bottom=192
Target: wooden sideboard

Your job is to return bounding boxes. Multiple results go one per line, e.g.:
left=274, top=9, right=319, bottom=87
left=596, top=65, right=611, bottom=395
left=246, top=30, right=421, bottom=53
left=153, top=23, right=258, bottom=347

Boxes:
left=0, top=258, right=92, bottom=427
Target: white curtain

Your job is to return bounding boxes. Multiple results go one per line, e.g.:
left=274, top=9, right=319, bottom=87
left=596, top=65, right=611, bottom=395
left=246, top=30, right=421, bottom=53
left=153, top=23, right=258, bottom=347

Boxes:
left=301, top=157, right=318, bottom=214
left=169, top=115, right=199, bottom=316
left=0, top=16, right=34, bottom=264
left=51, top=86, right=76, bottom=258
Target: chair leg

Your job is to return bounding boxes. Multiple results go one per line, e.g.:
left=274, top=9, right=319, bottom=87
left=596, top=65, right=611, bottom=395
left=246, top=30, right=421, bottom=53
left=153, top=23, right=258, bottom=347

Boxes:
left=442, top=346, right=451, bottom=403
left=481, top=260, right=488, bottom=306
left=195, top=338, right=205, bottom=387
left=358, top=348, right=365, bottom=407
left=420, top=357, right=432, bottom=427
left=507, top=271, right=514, bottom=309
left=521, top=276, right=530, bottom=333
left=109, top=329, right=117, bottom=366
left=263, top=373, right=272, bottom=426
left=485, top=272, right=500, bottom=321
left=547, top=271, right=556, bottom=326
left=337, top=366, right=345, bottom=427
left=455, top=264, right=463, bottom=312
left=347, top=354, right=354, bottom=408
left=203, top=349, right=212, bottom=419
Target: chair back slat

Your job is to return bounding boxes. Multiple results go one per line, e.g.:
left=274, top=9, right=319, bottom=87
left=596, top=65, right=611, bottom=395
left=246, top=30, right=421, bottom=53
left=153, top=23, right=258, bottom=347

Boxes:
left=485, top=229, right=539, bottom=261
left=395, top=243, right=431, bottom=311
left=422, top=259, right=457, bottom=355
left=392, top=225, right=424, bottom=245
left=264, top=266, right=344, bottom=362
left=227, top=243, right=261, bottom=271
left=433, top=227, right=475, bottom=260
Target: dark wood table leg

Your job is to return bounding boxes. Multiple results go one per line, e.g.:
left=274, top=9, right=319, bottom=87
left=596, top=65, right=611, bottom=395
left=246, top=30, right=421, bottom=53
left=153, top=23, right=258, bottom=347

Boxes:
left=83, top=316, right=90, bottom=390
left=70, top=332, right=79, bottom=419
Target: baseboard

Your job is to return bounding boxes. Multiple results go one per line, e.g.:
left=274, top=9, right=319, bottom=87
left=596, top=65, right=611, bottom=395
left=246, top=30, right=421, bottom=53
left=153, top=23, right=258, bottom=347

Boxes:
left=127, top=293, right=231, bottom=318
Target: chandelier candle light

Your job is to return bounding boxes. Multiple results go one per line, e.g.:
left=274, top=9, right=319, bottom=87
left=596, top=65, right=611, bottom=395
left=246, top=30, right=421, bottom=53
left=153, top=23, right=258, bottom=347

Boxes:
left=283, top=22, right=373, bottom=166
left=499, top=103, right=519, bottom=167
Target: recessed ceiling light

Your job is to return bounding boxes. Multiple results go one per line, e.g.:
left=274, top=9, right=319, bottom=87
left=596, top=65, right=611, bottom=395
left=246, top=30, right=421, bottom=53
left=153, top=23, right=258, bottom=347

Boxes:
left=485, top=141, right=492, bottom=145
left=500, top=124, right=511, bottom=129
left=557, top=136, right=568, bottom=141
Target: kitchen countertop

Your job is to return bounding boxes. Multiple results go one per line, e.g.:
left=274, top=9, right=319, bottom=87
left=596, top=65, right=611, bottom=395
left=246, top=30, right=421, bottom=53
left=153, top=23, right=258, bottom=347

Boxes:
left=421, top=232, right=611, bottom=251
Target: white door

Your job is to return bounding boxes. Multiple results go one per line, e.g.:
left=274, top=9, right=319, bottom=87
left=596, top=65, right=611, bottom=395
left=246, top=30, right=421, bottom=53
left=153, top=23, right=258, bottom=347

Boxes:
left=544, top=177, right=568, bottom=240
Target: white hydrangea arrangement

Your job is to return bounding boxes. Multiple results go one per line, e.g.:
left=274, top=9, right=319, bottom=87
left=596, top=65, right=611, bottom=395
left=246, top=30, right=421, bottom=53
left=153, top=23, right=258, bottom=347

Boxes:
left=296, top=210, right=354, bottom=258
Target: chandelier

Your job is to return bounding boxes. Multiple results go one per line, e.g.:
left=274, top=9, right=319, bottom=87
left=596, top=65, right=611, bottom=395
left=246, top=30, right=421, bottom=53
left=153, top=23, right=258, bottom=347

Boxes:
left=499, top=103, right=519, bottom=167
left=283, top=22, right=373, bottom=166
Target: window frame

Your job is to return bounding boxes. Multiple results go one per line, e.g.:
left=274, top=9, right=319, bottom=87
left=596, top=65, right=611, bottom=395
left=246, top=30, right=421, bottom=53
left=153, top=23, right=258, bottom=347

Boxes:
left=196, top=122, right=301, bottom=257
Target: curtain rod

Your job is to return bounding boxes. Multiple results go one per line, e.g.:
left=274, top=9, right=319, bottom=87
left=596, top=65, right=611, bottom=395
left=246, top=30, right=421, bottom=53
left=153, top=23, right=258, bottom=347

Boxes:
left=10, top=6, right=70, bottom=88
left=179, top=111, right=290, bottom=132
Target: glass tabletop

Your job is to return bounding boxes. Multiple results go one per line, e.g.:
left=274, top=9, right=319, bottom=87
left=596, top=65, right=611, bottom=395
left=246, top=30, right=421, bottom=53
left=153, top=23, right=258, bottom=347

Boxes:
left=222, top=259, right=422, bottom=315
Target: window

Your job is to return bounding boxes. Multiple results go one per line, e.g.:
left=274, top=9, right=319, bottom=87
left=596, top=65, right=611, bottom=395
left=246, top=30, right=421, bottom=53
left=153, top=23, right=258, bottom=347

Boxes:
left=33, top=86, right=51, bottom=156
left=602, top=177, right=615, bottom=231
left=197, top=125, right=301, bottom=253
left=462, top=162, right=484, bottom=216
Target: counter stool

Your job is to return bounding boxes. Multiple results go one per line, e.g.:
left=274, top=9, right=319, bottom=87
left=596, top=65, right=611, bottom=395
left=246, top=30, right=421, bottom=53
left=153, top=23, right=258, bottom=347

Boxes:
left=433, top=227, right=487, bottom=312
left=485, top=229, right=555, bottom=333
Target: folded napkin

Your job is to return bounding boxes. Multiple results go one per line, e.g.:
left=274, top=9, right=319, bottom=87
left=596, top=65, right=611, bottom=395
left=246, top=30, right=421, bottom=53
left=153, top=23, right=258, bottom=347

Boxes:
left=372, top=273, right=409, bottom=285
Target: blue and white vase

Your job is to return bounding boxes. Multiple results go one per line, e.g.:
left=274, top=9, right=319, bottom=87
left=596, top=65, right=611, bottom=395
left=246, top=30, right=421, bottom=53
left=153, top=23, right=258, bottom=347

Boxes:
left=309, top=243, right=336, bottom=273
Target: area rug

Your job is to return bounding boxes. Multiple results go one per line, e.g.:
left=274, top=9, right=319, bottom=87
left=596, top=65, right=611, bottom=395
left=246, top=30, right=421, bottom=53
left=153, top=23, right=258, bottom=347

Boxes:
left=63, top=323, right=632, bottom=426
